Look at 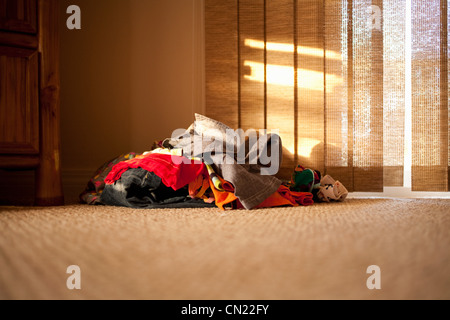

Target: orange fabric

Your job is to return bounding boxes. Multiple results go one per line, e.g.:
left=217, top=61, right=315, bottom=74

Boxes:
left=188, top=172, right=237, bottom=210
left=208, top=175, right=237, bottom=210
left=189, top=175, right=211, bottom=200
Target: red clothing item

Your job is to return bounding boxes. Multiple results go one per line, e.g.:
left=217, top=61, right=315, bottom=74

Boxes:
left=104, top=153, right=207, bottom=191
left=277, top=185, right=314, bottom=206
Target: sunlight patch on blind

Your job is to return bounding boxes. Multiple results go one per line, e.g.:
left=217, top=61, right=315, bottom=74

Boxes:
left=244, top=38, right=342, bottom=61
left=243, top=60, right=342, bottom=92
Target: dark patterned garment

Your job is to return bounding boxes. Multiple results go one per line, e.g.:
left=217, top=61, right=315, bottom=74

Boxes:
left=80, top=152, right=140, bottom=205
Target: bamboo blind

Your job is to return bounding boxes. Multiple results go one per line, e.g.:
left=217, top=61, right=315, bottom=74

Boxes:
left=205, top=0, right=449, bottom=192
left=411, top=0, right=449, bottom=191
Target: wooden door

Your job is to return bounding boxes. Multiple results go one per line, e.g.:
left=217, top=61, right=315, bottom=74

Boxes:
left=0, top=0, right=63, bottom=205
left=0, top=0, right=37, bottom=34
left=0, top=0, right=39, bottom=158
left=0, top=46, right=39, bottom=155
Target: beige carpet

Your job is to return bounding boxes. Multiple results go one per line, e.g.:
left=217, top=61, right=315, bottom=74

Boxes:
left=0, top=199, right=449, bottom=300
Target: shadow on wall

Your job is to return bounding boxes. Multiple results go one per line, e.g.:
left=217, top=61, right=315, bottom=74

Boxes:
left=277, top=141, right=345, bottom=183
left=59, top=0, right=134, bottom=203
left=59, top=0, right=203, bottom=203
left=60, top=0, right=133, bottom=173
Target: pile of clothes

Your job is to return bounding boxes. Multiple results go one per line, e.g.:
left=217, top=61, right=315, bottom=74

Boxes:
left=80, top=114, right=348, bottom=210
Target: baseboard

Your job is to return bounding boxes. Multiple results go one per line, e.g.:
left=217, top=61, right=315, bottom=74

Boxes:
left=0, top=168, right=94, bottom=206
left=62, top=168, right=94, bottom=204
left=0, top=169, right=35, bottom=206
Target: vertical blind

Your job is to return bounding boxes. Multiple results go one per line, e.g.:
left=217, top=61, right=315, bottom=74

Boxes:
left=205, top=0, right=449, bottom=192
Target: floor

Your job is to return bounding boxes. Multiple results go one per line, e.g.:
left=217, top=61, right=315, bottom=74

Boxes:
left=0, top=198, right=449, bottom=300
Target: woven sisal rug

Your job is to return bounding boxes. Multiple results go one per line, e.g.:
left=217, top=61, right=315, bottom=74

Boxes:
left=0, top=199, right=449, bottom=300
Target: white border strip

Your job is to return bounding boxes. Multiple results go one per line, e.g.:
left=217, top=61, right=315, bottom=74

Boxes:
left=348, top=187, right=450, bottom=199
left=404, top=0, right=413, bottom=189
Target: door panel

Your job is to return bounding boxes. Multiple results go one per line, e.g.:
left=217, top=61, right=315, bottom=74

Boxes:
left=0, top=46, right=39, bottom=154
left=0, top=0, right=37, bottom=34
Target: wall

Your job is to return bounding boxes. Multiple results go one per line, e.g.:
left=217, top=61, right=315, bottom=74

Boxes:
left=0, top=0, right=204, bottom=204
left=60, top=0, right=204, bottom=202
